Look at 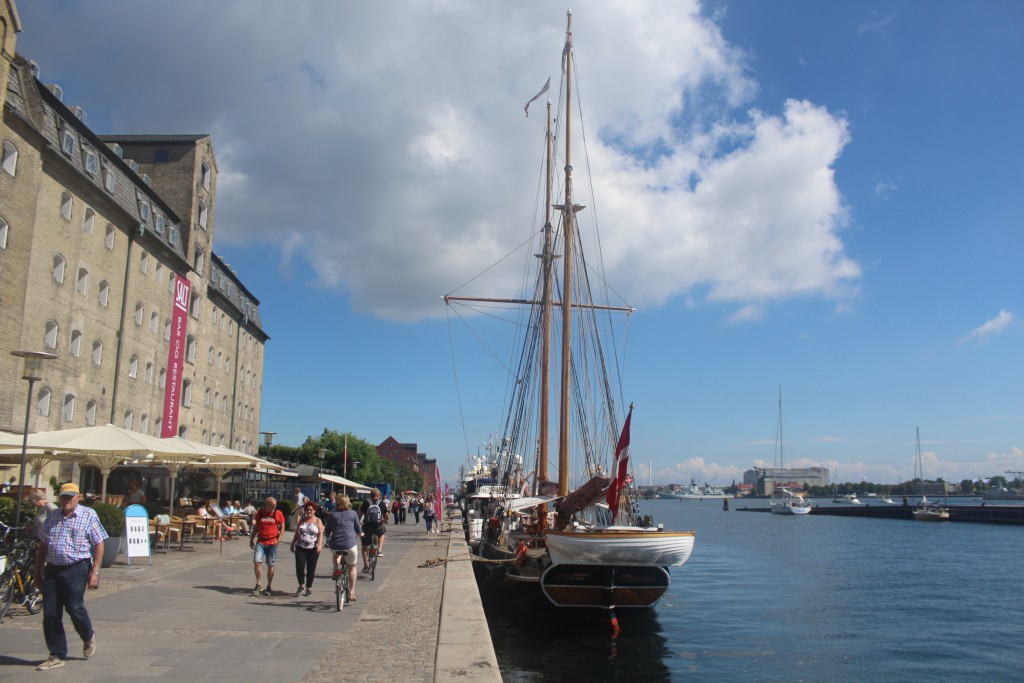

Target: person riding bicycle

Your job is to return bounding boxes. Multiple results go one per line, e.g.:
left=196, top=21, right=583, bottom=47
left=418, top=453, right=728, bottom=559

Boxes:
left=323, top=495, right=362, bottom=602
left=360, top=488, right=389, bottom=572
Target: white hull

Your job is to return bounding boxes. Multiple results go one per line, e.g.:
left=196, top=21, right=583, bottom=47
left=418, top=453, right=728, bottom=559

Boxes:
left=545, top=527, right=695, bottom=567
left=771, top=503, right=812, bottom=515
left=913, top=505, right=950, bottom=521
left=675, top=493, right=728, bottom=500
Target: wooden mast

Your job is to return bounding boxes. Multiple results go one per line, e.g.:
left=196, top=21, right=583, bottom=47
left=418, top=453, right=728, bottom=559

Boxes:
left=557, top=9, right=575, bottom=497
left=536, top=98, right=554, bottom=535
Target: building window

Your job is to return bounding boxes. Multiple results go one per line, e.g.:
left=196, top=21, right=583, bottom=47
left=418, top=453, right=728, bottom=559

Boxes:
left=85, top=152, right=99, bottom=175
left=216, top=351, right=222, bottom=368
left=1, top=140, right=17, bottom=175
left=224, top=356, right=231, bottom=373
left=0, top=217, right=7, bottom=250
left=207, top=346, right=214, bottom=365
left=52, top=254, right=66, bottom=283
left=92, top=340, right=103, bottom=366
left=185, top=334, right=196, bottom=363
left=140, top=250, right=149, bottom=274
left=145, top=361, right=154, bottom=384
left=140, top=414, right=149, bottom=434
left=44, top=320, right=58, bottom=349
left=169, top=225, right=179, bottom=246
left=164, top=319, right=171, bottom=340
left=60, top=191, right=73, bottom=221
left=83, top=208, right=95, bottom=235
left=155, top=214, right=165, bottom=235
left=141, top=174, right=151, bottom=187
left=62, top=394, right=75, bottom=422
left=61, top=132, right=75, bottom=156
left=103, top=168, right=115, bottom=193
left=178, top=425, right=188, bottom=439
left=134, top=302, right=144, bottom=326
left=69, top=329, right=82, bottom=357
left=138, top=200, right=150, bottom=222
left=154, top=150, right=169, bottom=164
left=197, top=200, right=208, bottom=229
left=37, top=388, right=51, bottom=416
left=104, top=224, right=115, bottom=249
left=202, top=430, right=208, bottom=445
left=123, top=410, right=133, bottom=430
left=193, top=246, right=205, bottom=275
left=214, top=391, right=219, bottom=410
left=150, top=311, right=159, bottom=333
left=155, top=262, right=164, bottom=284
left=85, top=400, right=97, bottom=426
left=128, top=355, right=138, bottom=378
left=112, top=143, right=123, bottom=158
left=159, top=368, right=166, bottom=389
left=189, top=291, right=200, bottom=318
left=182, top=379, right=192, bottom=407
left=204, top=388, right=211, bottom=406
left=76, top=267, right=88, bottom=295
left=98, top=280, right=110, bottom=308
left=201, top=161, right=211, bottom=190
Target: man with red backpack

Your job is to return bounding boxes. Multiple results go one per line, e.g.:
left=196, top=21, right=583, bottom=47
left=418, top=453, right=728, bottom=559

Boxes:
left=249, top=497, right=285, bottom=596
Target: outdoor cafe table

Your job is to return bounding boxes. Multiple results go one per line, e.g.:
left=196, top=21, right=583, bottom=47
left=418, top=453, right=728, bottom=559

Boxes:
left=168, top=520, right=196, bottom=550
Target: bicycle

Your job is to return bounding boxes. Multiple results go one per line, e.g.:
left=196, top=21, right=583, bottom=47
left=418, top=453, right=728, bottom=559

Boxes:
left=332, top=551, right=352, bottom=612
left=366, top=534, right=379, bottom=581
left=0, top=524, right=43, bottom=623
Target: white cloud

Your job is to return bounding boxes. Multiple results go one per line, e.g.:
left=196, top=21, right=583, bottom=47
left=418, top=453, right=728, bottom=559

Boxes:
left=959, top=309, right=1015, bottom=345
left=857, top=11, right=899, bottom=36
left=20, top=0, right=860, bottom=322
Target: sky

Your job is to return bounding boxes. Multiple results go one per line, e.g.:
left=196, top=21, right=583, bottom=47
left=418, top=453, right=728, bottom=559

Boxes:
left=15, top=1, right=1023, bottom=488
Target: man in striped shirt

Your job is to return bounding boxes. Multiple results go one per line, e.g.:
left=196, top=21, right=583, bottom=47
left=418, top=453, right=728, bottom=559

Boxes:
left=34, top=482, right=108, bottom=671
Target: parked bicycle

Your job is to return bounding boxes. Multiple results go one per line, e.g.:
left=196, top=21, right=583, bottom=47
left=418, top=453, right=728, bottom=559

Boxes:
left=0, top=523, right=43, bottom=623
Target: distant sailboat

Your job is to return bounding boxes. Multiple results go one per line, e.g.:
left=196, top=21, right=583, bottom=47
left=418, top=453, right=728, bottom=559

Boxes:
left=912, top=428, right=949, bottom=522
left=770, top=388, right=811, bottom=516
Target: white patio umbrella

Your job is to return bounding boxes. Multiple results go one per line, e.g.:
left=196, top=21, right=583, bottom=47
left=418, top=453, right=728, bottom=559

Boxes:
left=0, top=425, right=209, bottom=503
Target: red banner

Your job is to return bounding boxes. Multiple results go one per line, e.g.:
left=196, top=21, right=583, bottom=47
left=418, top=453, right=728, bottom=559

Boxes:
left=161, top=274, right=191, bottom=437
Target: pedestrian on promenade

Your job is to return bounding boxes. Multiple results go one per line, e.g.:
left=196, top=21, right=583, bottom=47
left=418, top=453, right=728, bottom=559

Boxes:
left=325, top=495, right=363, bottom=601
left=250, top=497, right=285, bottom=596
left=289, top=501, right=323, bottom=597
left=360, top=488, right=389, bottom=570
left=322, top=491, right=337, bottom=512
left=423, top=499, right=436, bottom=533
left=34, top=483, right=107, bottom=671
left=412, top=497, right=422, bottom=525
left=399, top=497, right=408, bottom=525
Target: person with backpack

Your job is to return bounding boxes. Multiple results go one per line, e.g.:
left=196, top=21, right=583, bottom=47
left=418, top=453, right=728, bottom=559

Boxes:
left=249, top=497, right=285, bottom=596
left=360, top=489, right=388, bottom=572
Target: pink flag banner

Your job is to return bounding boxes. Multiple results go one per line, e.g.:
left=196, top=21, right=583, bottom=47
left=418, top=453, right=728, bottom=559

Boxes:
left=605, top=404, right=634, bottom=519
left=524, top=77, right=550, bottom=117
left=161, top=274, right=191, bottom=437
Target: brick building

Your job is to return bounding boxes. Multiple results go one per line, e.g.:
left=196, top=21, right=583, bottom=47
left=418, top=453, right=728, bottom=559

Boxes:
left=376, top=436, right=438, bottom=496
left=0, top=3, right=268, bottom=488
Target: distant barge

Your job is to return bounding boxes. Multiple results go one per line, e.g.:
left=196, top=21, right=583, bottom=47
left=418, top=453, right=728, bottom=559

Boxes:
left=737, top=503, right=1024, bottom=525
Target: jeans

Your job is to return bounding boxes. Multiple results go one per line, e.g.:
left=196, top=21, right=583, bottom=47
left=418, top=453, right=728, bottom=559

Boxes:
left=425, top=516, right=434, bottom=532
left=42, top=560, right=94, bottom=659
left=294, top=547, right=320, bottom=588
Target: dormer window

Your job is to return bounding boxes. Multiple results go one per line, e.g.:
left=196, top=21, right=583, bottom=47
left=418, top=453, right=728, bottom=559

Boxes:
left=138, top=200, right=150, bottom=222
left=169, top=225, right=179, bottom=246
left=61, top=132, right=75, bottom=156
left=155, top=214, right=165, bottom=234
left=128, top=159, right=138, bottom=173
left=112, top=143, right=123, bottom=158
left=142, top=174, right=152, bottom=187
left=102, top=168, right=115, bottom=193
left=85, top=152, right=99, bottom=175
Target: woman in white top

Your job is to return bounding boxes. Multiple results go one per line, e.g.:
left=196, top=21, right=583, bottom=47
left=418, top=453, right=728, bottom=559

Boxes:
left=288, top=502, right=323, bottom=597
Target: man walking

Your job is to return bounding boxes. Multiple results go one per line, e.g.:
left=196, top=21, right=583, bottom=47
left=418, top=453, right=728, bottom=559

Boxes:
left=34, top=483, right=107, bottom=671
left=250, top=497, right=285, bottom=596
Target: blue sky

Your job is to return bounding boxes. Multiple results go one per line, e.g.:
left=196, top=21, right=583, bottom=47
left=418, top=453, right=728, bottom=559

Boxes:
left=16, top=1, right=1022, bottom=487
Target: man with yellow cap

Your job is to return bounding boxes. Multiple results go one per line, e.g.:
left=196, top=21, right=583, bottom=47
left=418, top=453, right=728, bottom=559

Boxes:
left=33, top=483, right=108, bottom=671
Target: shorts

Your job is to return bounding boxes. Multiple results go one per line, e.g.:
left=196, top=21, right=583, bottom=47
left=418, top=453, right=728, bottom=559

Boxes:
left=254, top=542, right=278, bottom=566
left=361, top=525, right=386, bottom=546
left=331, top=546, right=358, bottom=566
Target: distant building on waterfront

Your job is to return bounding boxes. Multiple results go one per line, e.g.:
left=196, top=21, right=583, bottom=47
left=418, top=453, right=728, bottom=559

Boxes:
left=745, top=467, right=829, bottom=495
left=377, top=436, right=438, bottom=496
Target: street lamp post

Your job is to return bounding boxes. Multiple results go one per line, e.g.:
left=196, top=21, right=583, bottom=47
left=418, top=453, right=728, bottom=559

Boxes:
left=318, top=448, right=326, bottom=501
left=11, top=350, right=56, bottom=539
left=258, top=431, right=276, bottom=499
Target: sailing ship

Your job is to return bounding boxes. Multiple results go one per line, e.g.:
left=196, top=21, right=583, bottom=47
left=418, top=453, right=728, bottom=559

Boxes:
left=769, top=388, right=811, bottom=515
left=912, top=428, right=949, bottom=522
left=445, top=10, right=694, bottom=611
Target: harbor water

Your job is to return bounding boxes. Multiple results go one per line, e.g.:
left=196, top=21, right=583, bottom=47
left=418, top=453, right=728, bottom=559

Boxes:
left=480, top=498, right=1024, bottom=682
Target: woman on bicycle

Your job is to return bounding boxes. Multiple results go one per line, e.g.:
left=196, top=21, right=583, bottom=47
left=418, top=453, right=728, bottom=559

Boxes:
left=324, top=495, right=362, bottom=602
left=288, top=501, right=323, bottom=597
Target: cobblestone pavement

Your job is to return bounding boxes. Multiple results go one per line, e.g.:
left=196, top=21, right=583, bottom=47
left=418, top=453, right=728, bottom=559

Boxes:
left=0, top=512, right=498, bottom=682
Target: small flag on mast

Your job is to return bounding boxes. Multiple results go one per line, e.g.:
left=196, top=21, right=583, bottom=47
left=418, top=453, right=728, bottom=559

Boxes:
left=605, top=404, right=634, bottom=519
left=524, top=77, right=551, bottom=117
